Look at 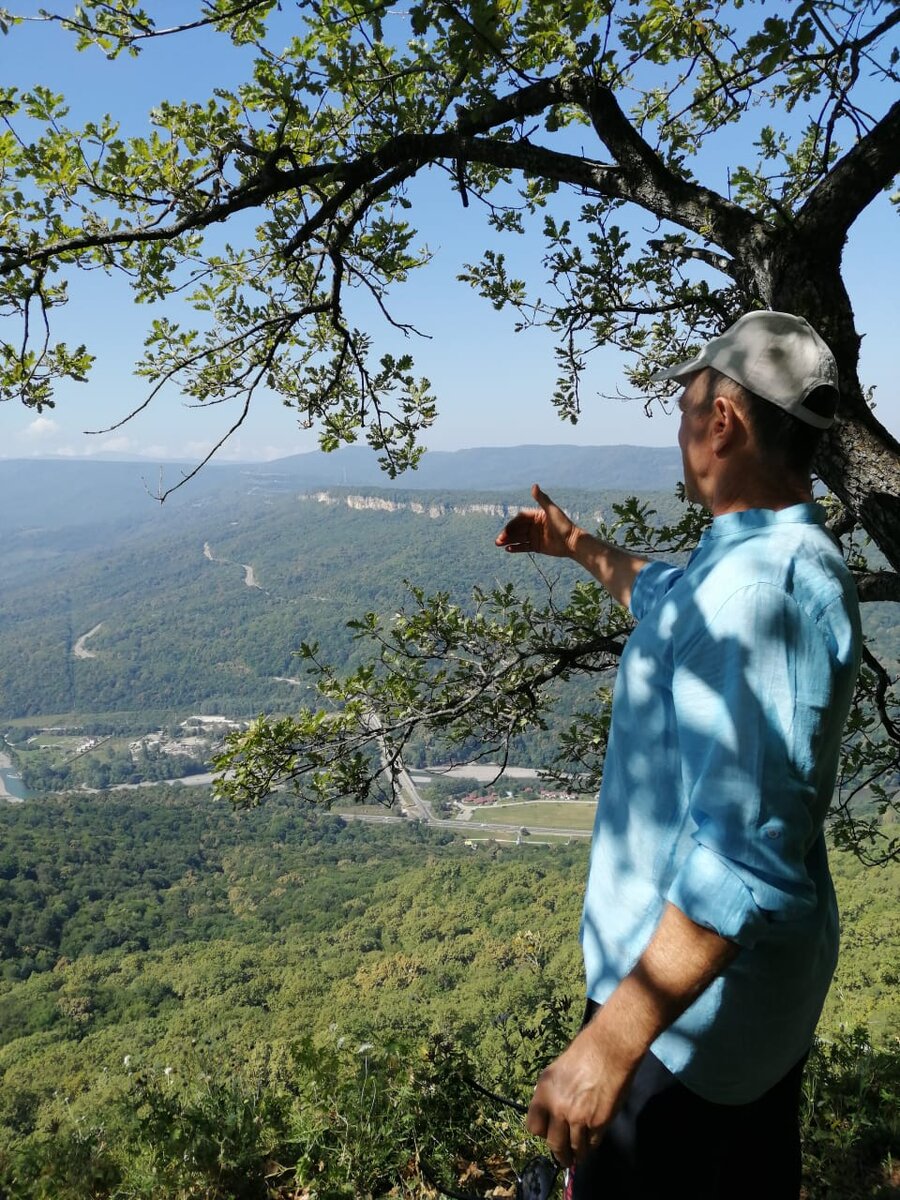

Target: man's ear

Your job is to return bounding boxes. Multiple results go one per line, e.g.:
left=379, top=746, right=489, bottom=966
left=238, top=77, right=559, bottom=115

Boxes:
left=711, top=394, right=744, bottom=451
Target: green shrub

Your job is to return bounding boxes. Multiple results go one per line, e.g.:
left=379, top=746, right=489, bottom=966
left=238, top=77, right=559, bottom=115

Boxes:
left=802, top=1028, right=900, bottom=1199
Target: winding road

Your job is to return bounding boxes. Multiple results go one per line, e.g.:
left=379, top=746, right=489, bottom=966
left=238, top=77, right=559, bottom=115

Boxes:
left=72, top=623, right=104, bottom=659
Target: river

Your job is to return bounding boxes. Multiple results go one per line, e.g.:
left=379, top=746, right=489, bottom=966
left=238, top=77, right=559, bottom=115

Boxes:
left=0, top=751, right=27, bottom=803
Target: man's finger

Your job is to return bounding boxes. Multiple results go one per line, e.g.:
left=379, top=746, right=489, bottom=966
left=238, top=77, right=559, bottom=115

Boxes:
left=525, top=1094, right=549, bottom=1139
left=496, top=511, right=538, bottom=550
left=545, top=1115, right=574, bottom=1168
left=570, top=1122, right=606, bottom=1162
left=495, top=519, right=522, bottom=547
left=531, top=482, right=554, bottom=511
left=568, top=1121, right=591, bottom=1163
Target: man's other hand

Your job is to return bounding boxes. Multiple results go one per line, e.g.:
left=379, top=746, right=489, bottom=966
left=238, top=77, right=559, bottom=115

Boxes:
left=525, top=1022, right=637, bottom=1167
left=495, top=484, right=580, bottom=557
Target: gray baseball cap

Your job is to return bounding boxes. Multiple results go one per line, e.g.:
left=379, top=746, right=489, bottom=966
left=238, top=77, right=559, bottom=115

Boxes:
left=651, top=311, right=839, bottom=428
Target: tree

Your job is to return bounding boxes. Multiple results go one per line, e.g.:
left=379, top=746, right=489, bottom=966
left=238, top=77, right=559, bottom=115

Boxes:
left=2, top=1, right=898, bottom=855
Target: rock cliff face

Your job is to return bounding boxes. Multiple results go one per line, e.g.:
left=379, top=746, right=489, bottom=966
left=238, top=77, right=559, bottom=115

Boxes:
left=301, top=490, right=611, bottom=523
left=303, top=491, right=514, bottom=520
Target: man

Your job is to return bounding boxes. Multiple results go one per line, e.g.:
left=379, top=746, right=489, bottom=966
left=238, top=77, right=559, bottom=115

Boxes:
left=496, top=312, right=861, bottom=1198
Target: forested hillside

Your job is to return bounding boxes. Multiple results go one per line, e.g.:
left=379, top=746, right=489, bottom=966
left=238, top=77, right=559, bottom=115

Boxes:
left=0, top=791, right=897, bottom=1198
left=1, top=458, right=897, bottom=1197
left=2, top=466, right=895, bottom=726
left=0, top=465, right=685, bottom=727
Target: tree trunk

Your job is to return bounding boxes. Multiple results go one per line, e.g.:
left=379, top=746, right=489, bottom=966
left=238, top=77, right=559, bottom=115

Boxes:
left=769, top=252, right=900, bottom=572
left=818, top=421, right=900, bottom=572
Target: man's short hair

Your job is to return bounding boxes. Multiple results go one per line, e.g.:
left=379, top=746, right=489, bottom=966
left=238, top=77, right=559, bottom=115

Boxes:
left=704, top=370, right=828, bottom=476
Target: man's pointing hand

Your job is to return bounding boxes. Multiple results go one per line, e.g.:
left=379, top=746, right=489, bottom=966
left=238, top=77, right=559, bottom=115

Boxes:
left=495, top=484, right=581, bottom=558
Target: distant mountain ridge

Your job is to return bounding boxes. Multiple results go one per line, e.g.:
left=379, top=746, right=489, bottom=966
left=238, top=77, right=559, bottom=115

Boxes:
left=298, top=489, right=627, bottom=526
left=0, top=445, right=683, bottom=531
left=260, top=443, right=683, bottom=492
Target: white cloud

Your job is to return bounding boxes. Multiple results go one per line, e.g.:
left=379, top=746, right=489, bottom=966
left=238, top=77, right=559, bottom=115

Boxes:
left=23, top=416, right=60, bottom=439
left=257, top=443, right=298, bottom=461
left=91, top=435, right=136, bottom=454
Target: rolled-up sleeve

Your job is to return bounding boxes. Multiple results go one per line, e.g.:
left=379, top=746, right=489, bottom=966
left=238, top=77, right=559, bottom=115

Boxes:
left=667, top=583, right=833, bottom=948
left=630, top=560, right=684, bottom=621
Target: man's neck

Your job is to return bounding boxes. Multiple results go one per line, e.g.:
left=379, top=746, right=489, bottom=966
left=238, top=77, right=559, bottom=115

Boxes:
left=707, top=470, right=813, bottom=517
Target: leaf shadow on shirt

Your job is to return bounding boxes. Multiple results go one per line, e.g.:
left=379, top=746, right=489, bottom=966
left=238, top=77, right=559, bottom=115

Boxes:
left=580, top=536, right=859, bottom=1101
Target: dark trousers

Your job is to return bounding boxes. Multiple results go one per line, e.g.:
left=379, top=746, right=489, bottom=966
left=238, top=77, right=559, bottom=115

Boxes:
left=570, top=1000, right=806, bottom=1200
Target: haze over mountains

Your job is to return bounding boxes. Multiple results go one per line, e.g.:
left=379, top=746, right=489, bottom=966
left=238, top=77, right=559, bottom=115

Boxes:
left=3, top=442, right=684, bottom=531
left=259, top=443, right=685, bottom=491
left=3, top=443, right=894, bottom=730
left=1, top=446, right=687, bottom=726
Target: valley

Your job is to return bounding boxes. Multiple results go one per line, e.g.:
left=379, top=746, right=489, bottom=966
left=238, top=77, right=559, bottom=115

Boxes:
left=0, top=451, right=896, bottom=1199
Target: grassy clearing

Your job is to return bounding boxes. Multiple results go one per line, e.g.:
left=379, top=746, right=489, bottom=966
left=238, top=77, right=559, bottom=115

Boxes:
left=23, top=734, right=84, bottom=751
left=18, top=733, right=125, bottom=760
left=333, top=803, right=403, bottom=818
left=464, top=800, right=596, bottom=830
left=5, top=712, right=140, bottom=727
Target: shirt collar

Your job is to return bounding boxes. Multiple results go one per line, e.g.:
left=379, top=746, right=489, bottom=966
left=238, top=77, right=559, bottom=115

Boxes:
left=701, top=502, right=826, bottom=542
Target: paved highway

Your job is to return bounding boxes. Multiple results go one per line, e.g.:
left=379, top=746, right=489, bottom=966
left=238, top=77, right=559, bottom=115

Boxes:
left=343, top=769, right=591, bottom=840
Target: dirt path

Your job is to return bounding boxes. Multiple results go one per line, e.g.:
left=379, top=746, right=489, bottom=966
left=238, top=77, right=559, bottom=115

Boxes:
left=73, top=623, right=104, bottom=659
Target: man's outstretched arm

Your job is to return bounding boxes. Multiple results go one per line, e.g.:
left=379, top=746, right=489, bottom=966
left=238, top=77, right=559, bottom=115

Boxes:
left=495, top=484, right=650, bottom=609
left=525, top=903, right=739, bottom=1166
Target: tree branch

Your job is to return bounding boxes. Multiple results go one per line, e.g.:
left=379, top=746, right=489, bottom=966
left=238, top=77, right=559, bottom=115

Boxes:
left=854, top=571, right=900, bottom=604
left=31, top=0, right=271, bottom=46
left=570, top=80, right=765, bottom=255
left=2, top=69, right=771, bottom=282
left=861, top=642, right=900, bottom=744
left=0, top=133, right=613, bottom=276
left=647, top=237, right=736, bottom=277
left=839, top=4, right=900, bottom=59
left=797, top=96, right=900, bottom=240
left=153, top=392, right=253, bottom=503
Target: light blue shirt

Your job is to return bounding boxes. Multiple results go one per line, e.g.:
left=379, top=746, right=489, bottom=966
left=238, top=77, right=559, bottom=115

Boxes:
left=581, top=503, right=861, bottom=1103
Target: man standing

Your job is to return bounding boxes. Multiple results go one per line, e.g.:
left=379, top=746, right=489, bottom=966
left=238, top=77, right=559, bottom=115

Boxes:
left=496, top=312, right=861, bottom=1198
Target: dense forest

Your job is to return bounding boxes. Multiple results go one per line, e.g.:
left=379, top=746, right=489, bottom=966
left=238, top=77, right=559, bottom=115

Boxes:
left=0, top=791, right=897, bottom=1198
left=1, top=460, right=897, bottom=1196
left=2, top=473, right=896, bottom=739
left=0, top=477, right=696, bottom=782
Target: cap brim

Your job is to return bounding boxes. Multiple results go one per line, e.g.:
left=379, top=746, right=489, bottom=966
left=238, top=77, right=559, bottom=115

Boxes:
left=649, top=351, right=706, bottom=384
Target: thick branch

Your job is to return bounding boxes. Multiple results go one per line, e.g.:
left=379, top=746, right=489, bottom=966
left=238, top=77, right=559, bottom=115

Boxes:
left=0, top=164, right=315, bottom=273
left=854, top=571, right=900, bottom=604
left=647, top=237, right=736, bottom=278
left=817, top=417, right=900, bottom=573
left=571, top=80, right=766, bottom=256
left=2, top=70, right=771, bottom=282
left=861, top=642, right=900, bottom=745
left=0, top=134, right=611, bottom=275
left=797, top=97, right=900, bottom=240
left=0, top=72, right=572, bottom=273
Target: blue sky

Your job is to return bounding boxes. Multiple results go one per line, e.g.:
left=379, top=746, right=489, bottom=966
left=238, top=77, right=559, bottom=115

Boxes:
left=1, top=8, right=897, bottom=465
